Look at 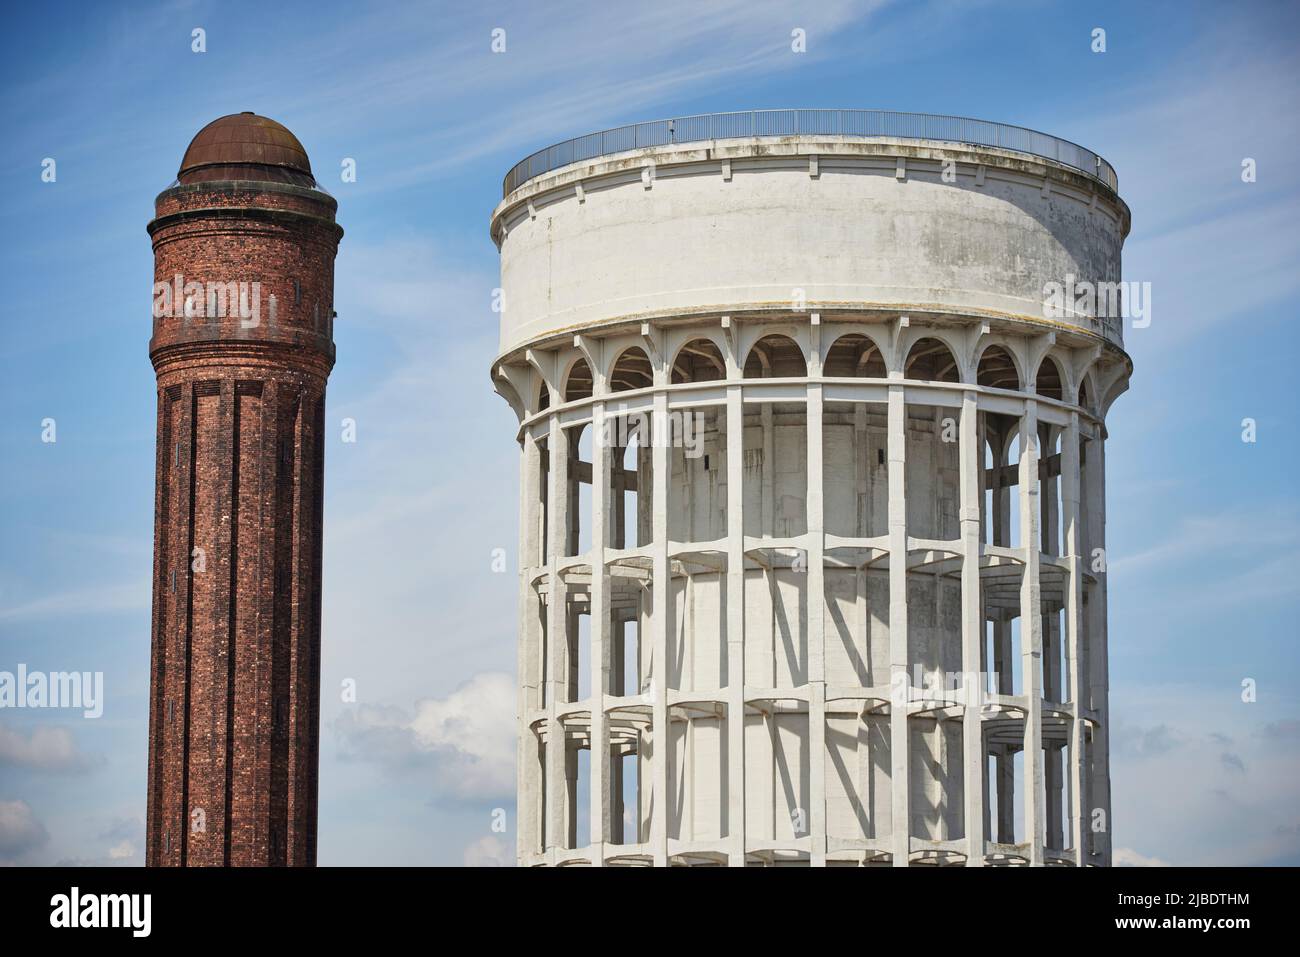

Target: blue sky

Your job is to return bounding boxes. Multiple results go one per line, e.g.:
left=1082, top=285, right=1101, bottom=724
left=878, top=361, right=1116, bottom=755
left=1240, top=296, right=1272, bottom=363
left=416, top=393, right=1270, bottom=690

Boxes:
left=0, top=0, right=1297, bottom=866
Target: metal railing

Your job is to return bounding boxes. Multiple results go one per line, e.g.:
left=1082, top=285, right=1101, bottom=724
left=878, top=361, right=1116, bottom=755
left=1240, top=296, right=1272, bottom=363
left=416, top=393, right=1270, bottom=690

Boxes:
left=502, top=109, right=1117, bottom=197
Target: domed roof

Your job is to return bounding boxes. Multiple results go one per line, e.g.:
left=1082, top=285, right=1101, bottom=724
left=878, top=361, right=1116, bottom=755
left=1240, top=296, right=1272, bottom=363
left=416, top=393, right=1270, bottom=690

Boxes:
left=177, top=113, right=315, bottom=185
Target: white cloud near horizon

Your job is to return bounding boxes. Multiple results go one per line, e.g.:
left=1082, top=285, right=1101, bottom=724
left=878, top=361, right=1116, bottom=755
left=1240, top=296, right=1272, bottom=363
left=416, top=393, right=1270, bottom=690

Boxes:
left=333, top=671, right=516, bottom=804
left=0, top=724, right=101, bottom=774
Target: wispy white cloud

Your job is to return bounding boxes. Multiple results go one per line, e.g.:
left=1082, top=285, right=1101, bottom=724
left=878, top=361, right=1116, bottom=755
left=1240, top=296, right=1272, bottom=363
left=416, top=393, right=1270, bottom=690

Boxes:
left=0, top=800, right=49, bottom=862
left=1110, top=683, right=1300, bottom=866
left=0, top=580, right=148, bottom=623
left=462, top=833, right=511, bottom=867
left=1113, top=846, right=1171, bottom=867
left=0, top=724, right=101, bottom=774
left=333, top=671, right=516, bottom=803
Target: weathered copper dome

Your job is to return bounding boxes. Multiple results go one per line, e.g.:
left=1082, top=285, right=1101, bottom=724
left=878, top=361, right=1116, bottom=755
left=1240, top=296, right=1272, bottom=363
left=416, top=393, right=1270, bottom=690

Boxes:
left=177, top=112, right=315, bottom=185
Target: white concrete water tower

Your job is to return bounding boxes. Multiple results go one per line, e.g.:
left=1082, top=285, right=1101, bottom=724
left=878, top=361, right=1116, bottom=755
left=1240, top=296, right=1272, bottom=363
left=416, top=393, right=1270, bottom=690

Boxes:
left=490, top=110, right=1131, bottom=866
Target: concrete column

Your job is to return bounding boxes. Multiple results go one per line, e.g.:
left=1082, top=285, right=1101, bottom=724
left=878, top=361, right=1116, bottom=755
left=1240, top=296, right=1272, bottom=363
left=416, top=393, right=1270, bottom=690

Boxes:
left=725, top=373, right=746, bottom=866
left=761, top=404, right=774, bottom=535
left=651, top=357, right=670, bottom=865
left=806, top=320, right=826, bottom=866
left=997, top=749, right=1014, bottom=842
left=887, top=383, right=909, bottom=866
left=1019, top=400, right=1044, bottom=865
left=958, top=389, right=985, bottom=865
left=1062, top=411, right=1084, bottom=864
left=590, top=400, right=609, bottom=865
left=545, top=404, right=569, bottom=859
left=1085, top=432, right=1112, bottom=864
left=517, top=428, right=544, bottom=860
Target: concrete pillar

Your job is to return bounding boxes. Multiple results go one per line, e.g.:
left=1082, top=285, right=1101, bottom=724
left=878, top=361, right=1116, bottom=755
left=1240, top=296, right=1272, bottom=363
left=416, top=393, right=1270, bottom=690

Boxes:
left=887, top=383, right=910, bottom=866
left=651, top=351, right=670, bottom=866
left=725, top=371, right=746, bottom=866
left=959, top=389, right=985, bottom=865
left=1019, top=400, right=1044, bottom=865
left=806, top=320, right=826, bottom=866
left=517, top=427, right=543, bottom=860
left=590, top=398, right=609, bottom=865
left=1063, top=412, right=1085, bottom=864
left=545, top=378, right=569, bottom=859
left=1085, top=432, right=1113, bottom=865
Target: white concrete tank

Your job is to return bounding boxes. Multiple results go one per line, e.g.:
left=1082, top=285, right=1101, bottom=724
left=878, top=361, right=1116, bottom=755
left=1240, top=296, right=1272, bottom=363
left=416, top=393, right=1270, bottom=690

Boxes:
left=491, top=110, right=1131, bottom=867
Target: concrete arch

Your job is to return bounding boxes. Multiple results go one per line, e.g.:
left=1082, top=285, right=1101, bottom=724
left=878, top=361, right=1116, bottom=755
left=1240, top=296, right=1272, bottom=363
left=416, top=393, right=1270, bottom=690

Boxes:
left=562, top=355, right=594, bottom=402
left=736, top=322, right=810, bottom=370
left=743, top=332, right=808, bottom=379
left=1075, top=356, right=1109, bottom=415
left=492, top=370, right=524, bottom=421
left=1077, top=371, right=1094, bottom=414
left=670, top=336, right=727, bottom=383
left=902, top=334, right=961, bottom=383
left=823, top=330, right=889, bottom=378
left=1033, top=352, right=1069, bottom=402
left=608, top=345, right=654, bottom=392
left=974, top=342, right=1023, bottom=391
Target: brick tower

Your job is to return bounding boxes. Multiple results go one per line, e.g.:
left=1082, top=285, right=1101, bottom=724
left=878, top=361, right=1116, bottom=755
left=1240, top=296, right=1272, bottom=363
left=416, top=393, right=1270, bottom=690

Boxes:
left=145, top=113, right=342, bottom=866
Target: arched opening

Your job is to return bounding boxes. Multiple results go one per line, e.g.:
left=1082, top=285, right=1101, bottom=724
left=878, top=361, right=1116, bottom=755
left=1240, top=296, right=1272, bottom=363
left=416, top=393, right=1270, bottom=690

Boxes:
left=976, top=345, right=1019, bottom=391
left=1035, top=356, right=1065, bottom=401
left=1078, top=376, right=1092, bottom=411
left=743, top=334, right=806, bottom=379
left=537, top=380, right=550, bottom=412
left=904, top=337, right=960, bottom=383
left=564, top=358, right=593, bottom=402
left=671, top=338, right=726, bottom=383
left=610, top=347, right=654, bottom=392
left=824, top=333, right=887, bottom=378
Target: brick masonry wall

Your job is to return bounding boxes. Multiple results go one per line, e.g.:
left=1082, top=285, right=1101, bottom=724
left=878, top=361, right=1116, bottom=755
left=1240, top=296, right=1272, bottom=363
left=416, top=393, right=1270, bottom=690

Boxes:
left=145, top=176, right=340, bottom=866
